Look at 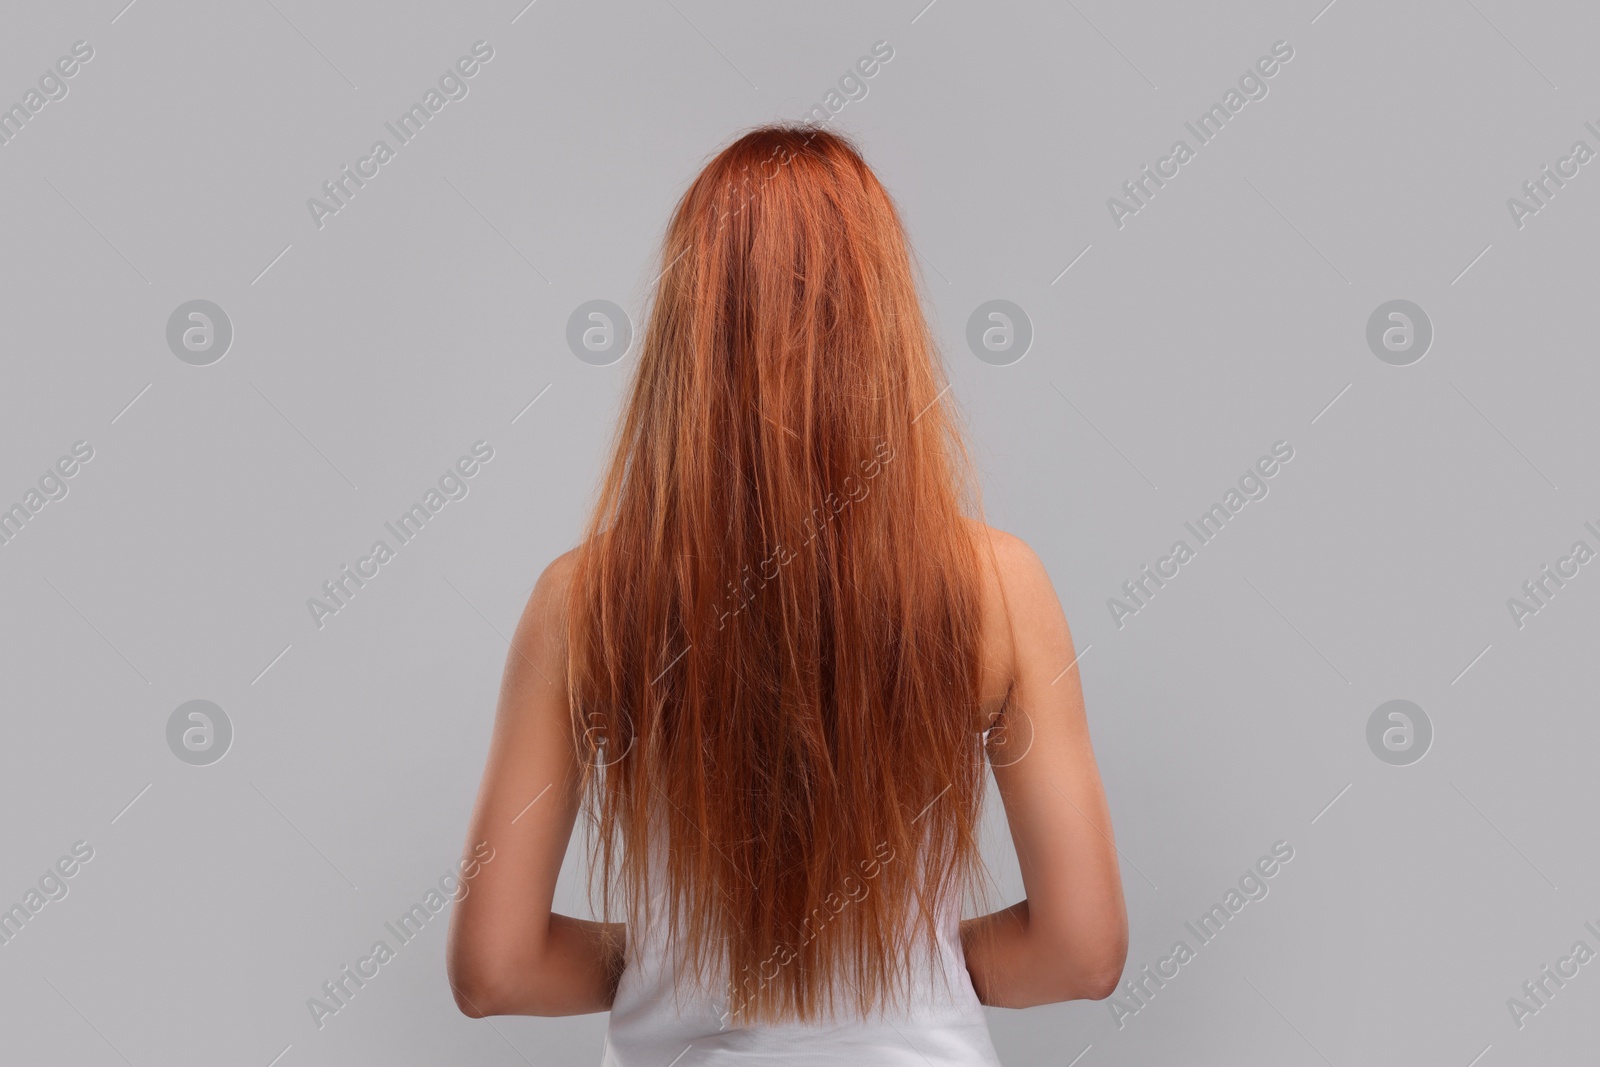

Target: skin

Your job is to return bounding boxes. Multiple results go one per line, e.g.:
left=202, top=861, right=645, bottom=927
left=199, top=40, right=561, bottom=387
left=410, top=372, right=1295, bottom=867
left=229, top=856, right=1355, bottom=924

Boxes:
left=960, top=524, right=1129, bottom=1006
left=446, top=524, right=1128, bottom=1017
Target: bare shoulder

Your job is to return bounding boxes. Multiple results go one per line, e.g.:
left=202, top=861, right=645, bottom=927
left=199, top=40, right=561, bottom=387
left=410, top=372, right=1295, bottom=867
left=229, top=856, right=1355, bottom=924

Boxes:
left=530, top=544, right=583, bottom=612
left=963, top=520, right=1068, bottom=710
left=965, top=519, right=1059, bottom=622
left=968, top=521, right=1044, bottom=580
left=507, top=545, right=585, bottom=685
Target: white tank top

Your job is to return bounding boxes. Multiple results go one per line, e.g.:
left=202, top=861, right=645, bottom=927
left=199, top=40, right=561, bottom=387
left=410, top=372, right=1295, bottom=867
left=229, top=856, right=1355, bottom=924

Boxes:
left=601, top=847, right=1002, bottom=1066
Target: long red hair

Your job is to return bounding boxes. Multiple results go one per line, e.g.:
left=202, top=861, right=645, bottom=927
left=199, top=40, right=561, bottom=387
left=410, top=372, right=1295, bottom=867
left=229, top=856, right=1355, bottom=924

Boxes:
left=565, top=123, right=990, bottom=1024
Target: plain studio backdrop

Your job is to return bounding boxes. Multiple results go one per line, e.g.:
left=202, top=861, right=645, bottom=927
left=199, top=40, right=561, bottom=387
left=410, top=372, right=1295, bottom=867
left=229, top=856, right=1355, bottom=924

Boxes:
left=2, top=1, right=1597, bottom=1064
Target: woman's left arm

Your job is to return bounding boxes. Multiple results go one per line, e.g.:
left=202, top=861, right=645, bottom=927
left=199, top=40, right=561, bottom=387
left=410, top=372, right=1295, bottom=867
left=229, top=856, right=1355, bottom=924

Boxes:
left=447, top=550, right=624, bottom=1017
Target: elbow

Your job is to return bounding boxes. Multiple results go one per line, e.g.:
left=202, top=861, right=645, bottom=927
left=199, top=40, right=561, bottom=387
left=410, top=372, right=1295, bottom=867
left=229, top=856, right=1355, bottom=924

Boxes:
left=1071, top=961, right=1125, bottom=1002
left=1055, top=956, right=1126, bottom=1003
left=448, top=938, right=527, bottom=1018
left=1051, top=925, right=1129, bottom=1003
left=449, top=963, right=507, bottom=1018
left=453, top=990, right=491, bottom=1019
left=448, top=916, right=545, bottom=1017
left=449, top=954, right=566, bottom=1018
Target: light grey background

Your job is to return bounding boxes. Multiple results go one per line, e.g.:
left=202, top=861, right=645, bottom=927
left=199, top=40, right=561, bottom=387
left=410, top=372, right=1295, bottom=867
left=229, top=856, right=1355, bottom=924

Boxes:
left=2, top=1, right=1595, bottom=1064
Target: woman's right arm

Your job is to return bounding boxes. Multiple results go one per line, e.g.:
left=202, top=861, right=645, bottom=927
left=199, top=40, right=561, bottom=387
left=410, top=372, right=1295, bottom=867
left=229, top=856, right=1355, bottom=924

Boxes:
left=446, top=551, right=626, bottom=1017
left=960, top=530, right=1128, bottom=1007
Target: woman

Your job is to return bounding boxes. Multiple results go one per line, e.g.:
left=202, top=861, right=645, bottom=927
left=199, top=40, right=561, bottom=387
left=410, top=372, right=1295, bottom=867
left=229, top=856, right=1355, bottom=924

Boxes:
left=446, top=124, right=1127, bottom=1064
